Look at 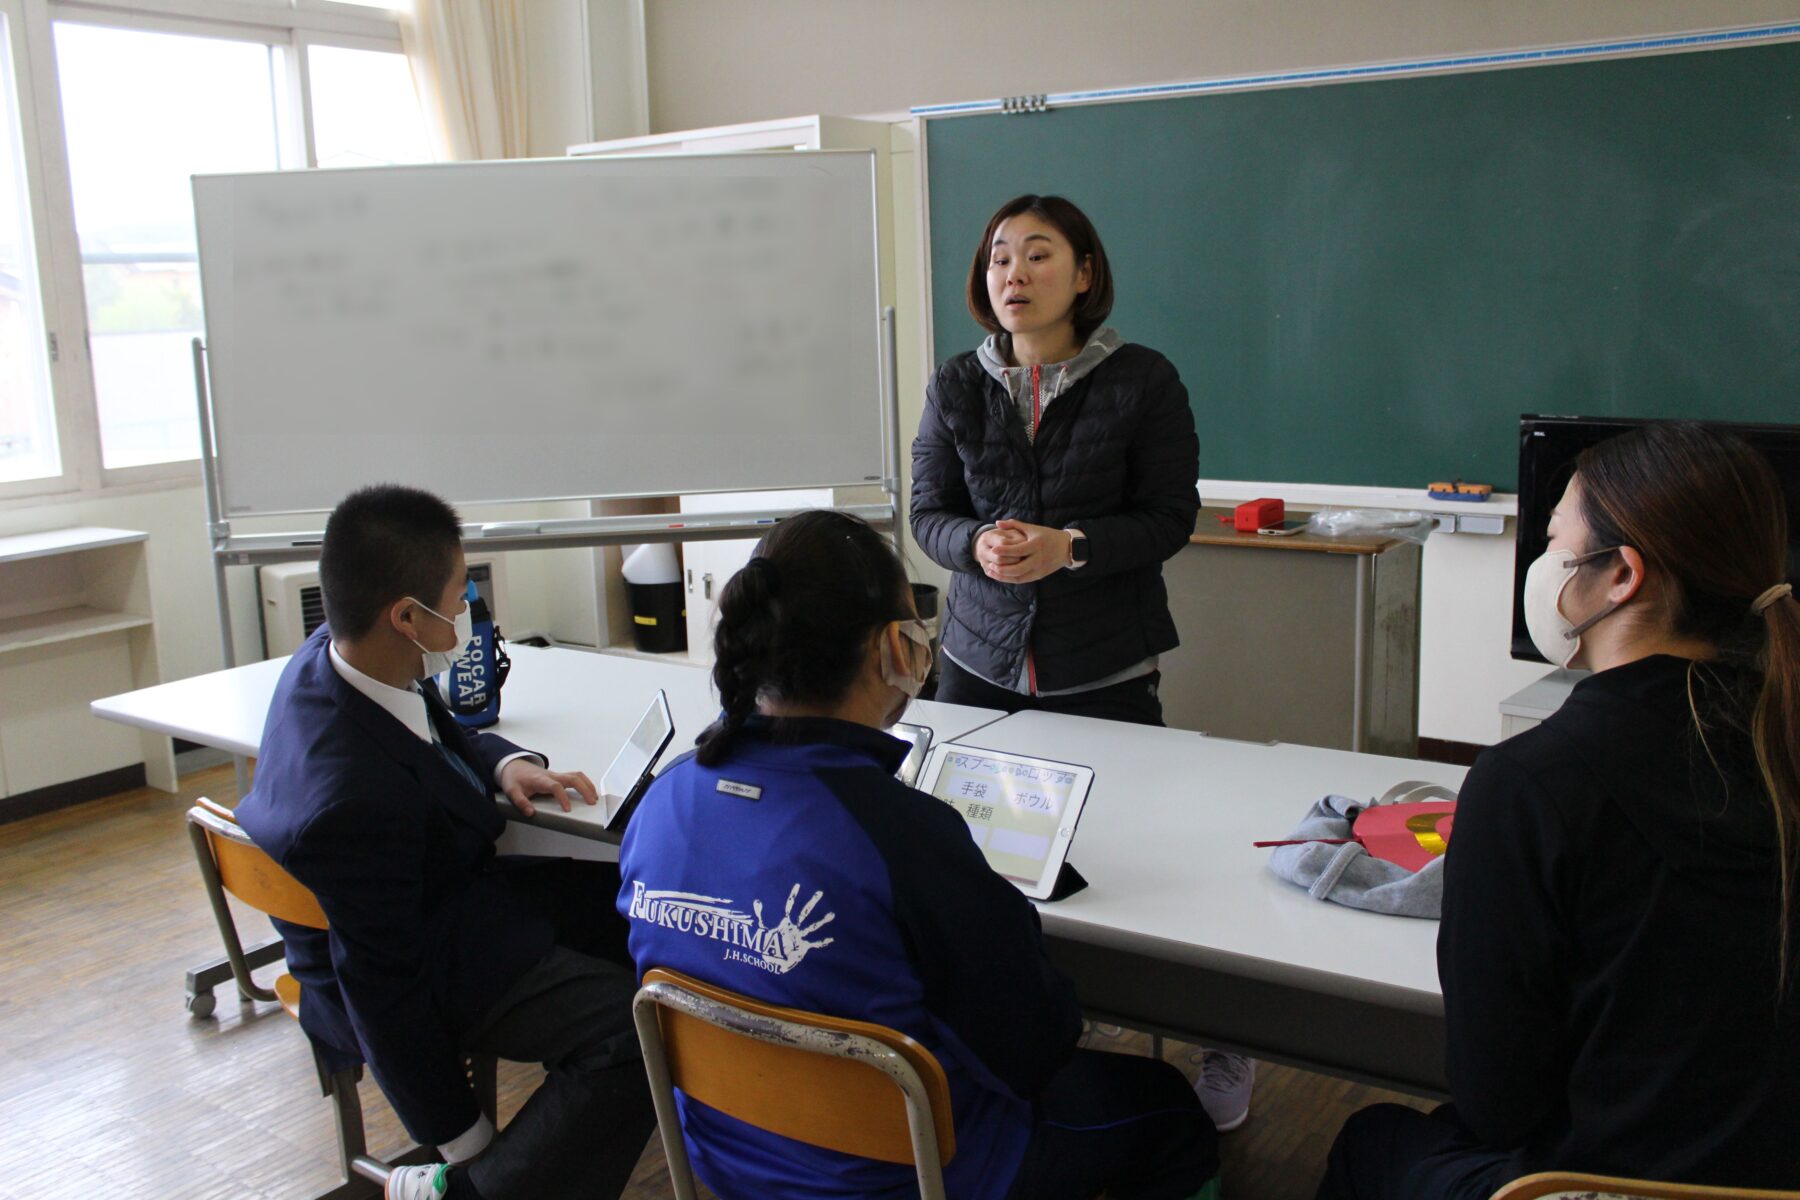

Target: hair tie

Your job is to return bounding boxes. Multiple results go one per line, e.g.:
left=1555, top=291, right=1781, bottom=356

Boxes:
left=1751, top=582, right=1793, bottom=615
left=746, top=556, right=780, bottom=596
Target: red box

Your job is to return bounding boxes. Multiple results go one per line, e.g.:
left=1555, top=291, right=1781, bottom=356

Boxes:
left=1234, top=498, right=1285, bottom=532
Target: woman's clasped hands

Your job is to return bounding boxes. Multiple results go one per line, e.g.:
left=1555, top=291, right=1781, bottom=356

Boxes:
left=976, top=519, right=1072, bottom=584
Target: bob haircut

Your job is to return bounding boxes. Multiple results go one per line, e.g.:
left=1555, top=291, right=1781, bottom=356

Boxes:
left=966, top=194, right=1115, bottom=342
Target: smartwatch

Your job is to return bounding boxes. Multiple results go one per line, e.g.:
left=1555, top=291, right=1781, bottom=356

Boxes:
left=1066, top=528, right=1090, bottom=569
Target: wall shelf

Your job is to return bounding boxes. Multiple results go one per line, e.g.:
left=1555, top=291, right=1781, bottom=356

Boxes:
left=0, top=607, right=155, bottom=655
left=0, top=527, right=174, bottom=797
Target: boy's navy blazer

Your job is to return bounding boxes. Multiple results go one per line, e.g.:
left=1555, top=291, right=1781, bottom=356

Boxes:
left=236, top=624, right=557, bottom=1144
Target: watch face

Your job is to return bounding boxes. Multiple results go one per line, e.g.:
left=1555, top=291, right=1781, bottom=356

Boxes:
left=1071, top=536, right=1090, bottom=563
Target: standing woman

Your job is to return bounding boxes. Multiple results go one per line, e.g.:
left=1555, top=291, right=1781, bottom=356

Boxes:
left=1319, top=422, right=1800, bottom=1199
left=911, top=194, right=1201, bottom=727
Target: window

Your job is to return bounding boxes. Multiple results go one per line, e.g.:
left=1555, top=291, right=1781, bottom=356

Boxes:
left=55, top=22, right=286, bottom=468
left=0, top=9, right=58, bottom=484
left=308, top=43, right=431, bottom=170
left=4, top=0, right=429, bottom=495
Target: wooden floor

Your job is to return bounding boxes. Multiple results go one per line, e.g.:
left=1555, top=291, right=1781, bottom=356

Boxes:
left=0, top=763, right=1428, bottom=1199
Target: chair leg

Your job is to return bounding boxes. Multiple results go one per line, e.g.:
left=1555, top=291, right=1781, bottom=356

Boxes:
left=633, top=1001, right=702, bottom=1200
left=186, top=821, right=279, bottom=1005
left=325, top=1067, right=377, bottom=1182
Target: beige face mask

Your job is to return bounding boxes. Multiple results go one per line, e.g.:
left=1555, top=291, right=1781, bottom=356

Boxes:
left=879, top=619, right=933, bottom=727
left=881, top=618, right=933, bottom=698
left=1522, top=546, right=1621, bottom=668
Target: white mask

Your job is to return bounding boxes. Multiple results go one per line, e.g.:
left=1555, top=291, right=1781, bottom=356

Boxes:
left=880, top=619, right=933, bottom=725
left=1522, top=547, right=1621, bottom=669
left=408, top=597, right=474, bottom=679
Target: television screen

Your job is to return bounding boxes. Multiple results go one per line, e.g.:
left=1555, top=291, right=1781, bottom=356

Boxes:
left=1512, top=415, right=1800, bottom=663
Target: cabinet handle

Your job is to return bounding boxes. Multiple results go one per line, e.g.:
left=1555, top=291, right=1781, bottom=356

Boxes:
left=703, top=572, right=714, bottom=600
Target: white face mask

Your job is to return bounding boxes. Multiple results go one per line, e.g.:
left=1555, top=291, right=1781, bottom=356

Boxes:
left=408, top=597, right=474, bottom=679
left=880, top=619, right=933, bottom=725
left=1522, top=547, right=1621, bottom=669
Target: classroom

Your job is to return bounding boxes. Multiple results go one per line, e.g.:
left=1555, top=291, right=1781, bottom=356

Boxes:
left=3, top=2, right=1799, bottom=1198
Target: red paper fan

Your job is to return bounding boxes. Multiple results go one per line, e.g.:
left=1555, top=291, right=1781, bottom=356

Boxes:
left=1350, top=801, right=1456, bottom=872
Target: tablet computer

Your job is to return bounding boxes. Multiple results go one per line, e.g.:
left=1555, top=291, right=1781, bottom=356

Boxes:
left=890, top=721, right=933, bottom=788
left=599, top=690, right=675, bottom=829
left=917, top=743, right=1095, bottom=901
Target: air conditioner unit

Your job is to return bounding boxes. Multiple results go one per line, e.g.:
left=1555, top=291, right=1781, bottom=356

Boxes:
left=260, top=555, right=513, bottom=658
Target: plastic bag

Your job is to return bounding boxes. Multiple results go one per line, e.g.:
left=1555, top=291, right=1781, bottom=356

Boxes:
left=1304, top=506, right=1436, bottom=544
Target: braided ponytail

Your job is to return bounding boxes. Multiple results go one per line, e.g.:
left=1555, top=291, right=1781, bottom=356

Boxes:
left=693, top=511, right=912, bottom=768
left=696, top=557, right=781, bottom=767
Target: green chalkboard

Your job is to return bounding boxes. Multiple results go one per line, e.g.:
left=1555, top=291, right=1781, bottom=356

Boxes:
left=925, top=43, right=1800, bottom=491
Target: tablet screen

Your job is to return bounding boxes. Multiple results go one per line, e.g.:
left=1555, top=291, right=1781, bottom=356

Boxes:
left=921, top=746, right=1093, bottom=899
left=891, top=721, right=932, bottom=788
left=600, top=691, right=674, bottom=825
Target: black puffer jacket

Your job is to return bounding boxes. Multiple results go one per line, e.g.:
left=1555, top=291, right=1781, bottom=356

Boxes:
left=910, top=343, right=1200, bottom=692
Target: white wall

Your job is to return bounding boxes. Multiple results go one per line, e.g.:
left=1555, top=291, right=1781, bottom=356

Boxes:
left=631, top=0, right=1800, bottom=746
left=642, top=0, right=1800, bottom=131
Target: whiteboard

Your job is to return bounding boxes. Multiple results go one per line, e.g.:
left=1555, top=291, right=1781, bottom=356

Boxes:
left=193, top=152, right=884, bottom=516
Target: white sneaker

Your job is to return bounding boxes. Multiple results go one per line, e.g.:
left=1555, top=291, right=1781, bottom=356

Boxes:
left=386, top=1163, right=450, bottom=1200
left=1191, top=1050, right=1255, bottom=1132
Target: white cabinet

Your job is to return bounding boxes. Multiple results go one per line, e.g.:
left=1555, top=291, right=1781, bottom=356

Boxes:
left=0, top=527, right=174, bottom=799
left=1497, top=668, right=1585, bottom=739
left=678, top=489, right=834, bottom=666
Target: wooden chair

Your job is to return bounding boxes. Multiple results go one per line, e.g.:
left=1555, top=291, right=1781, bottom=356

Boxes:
left=1493, top=1173, right=1800, bottom=1200
left=186, top=798, right=497, bottom=1198
left=632, top=966, right=957, bottom=1200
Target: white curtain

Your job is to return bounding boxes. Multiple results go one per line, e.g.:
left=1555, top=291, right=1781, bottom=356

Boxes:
left=401, top=0, right=531, bottom=161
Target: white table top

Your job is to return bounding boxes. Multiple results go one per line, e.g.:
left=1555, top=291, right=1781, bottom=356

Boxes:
left=90, top=653, right=291, bottom=758
left=90, top=647, right=1005, bottom=836
left=953, top=710, right=1467, bottom=1013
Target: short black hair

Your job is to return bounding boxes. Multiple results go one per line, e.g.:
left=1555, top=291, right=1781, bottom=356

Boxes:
left=967, top=194, right=1115, bottom=341
left=319, top=484, right=462, bottom=641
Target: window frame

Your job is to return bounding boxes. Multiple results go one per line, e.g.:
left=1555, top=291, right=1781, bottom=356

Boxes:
left=1, top=0, right=412, bottom=506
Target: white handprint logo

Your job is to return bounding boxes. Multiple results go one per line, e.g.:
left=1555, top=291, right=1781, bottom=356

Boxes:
left=752, top=884, right=836, bottom=974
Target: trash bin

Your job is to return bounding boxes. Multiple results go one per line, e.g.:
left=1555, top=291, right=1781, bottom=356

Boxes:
left=622, top=543, right=687, bottom=654
left=627, top=582, right=686, bottom=653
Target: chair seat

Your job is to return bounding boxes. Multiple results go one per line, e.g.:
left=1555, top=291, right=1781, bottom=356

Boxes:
left=275, top=973, right=303, bottom=1023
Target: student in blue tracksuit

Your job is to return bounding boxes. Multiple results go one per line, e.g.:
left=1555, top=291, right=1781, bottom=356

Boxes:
left=618, top=509, right=1219, bottom=1200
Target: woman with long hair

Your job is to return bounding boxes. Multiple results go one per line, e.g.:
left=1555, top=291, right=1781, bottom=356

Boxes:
left=617, top=510, right=1220, bottom=1200
left=1318, top=421, right=1800, bottom=1199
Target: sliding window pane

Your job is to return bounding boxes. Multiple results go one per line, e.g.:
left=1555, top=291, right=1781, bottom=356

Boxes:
left=55, top=22, right=282, bottom=469
left=309, top=44, right=431, bottom=169
left=0, top=13, right=59, bottom=483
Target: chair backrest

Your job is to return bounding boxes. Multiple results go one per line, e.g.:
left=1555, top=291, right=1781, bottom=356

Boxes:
left=186, top=797, right=327, bottom=930
left=1493, top=1173, right=1800, bottom=1200
left=636, top=966, right=956, bottom=1169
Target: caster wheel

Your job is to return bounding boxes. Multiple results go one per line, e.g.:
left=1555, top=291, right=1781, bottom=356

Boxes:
left=186, top=991, right=216, bottom=1019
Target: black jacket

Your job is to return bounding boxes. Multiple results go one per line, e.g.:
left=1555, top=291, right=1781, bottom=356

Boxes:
left=237, top=625, right=557, bottom=1145
left=910, top=344, right=1200, bottom=692
left=1440, top=655, right=1800, bottom=1187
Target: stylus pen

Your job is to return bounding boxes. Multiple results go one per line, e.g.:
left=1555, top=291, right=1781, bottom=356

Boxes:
left=1252, top=838, right=1357, bottom=848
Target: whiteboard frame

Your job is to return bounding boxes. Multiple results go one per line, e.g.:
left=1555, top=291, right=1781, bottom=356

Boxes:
left=193, top=150, right=892, bottom=519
